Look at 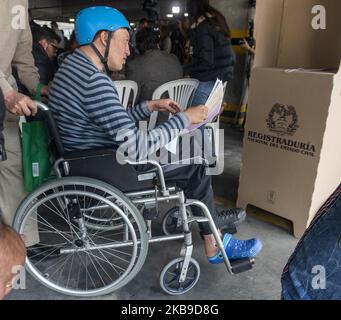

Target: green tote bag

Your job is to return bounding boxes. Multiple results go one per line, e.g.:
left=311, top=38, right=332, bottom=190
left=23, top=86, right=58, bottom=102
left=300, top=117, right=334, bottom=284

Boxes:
left=22, top=120, right=52, bottom=192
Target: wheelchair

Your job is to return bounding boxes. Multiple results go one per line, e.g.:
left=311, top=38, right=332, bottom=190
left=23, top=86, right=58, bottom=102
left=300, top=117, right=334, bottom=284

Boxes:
left=13, top=102, right=255, bottom=297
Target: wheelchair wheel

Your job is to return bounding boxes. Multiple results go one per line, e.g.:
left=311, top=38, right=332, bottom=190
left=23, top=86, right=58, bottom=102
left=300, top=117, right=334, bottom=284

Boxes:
left=14, top=177, right=149, bottom=297
left=162, top=207, right=192, bottom=235
left=160, top=257, right=200, bottom=295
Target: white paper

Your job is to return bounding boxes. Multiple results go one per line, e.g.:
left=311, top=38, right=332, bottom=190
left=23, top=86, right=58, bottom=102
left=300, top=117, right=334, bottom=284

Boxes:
left=165, top=78, right=224, bottom=153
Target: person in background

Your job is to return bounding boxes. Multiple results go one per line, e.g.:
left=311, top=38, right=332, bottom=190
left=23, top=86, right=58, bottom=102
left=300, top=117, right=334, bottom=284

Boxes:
left=159, top=25, right=172, bottom=54
left=32, top=27, right=61, bottom=85
left=184, top=0, right=236, bottom=106
left=183, top=0, right=236, bottom=160
left=241, top=38, right=255, bottom=55
left=0, top=0, right=49, bottom=235
left=51, top=21, right=65, bottom=50
left=126, top=27, right=183, bottom=104
left=57, top=30, right=78, bottom=67
left=131, top=18, right=150, bottom=55
left=177, top=16, right=191, bottom=64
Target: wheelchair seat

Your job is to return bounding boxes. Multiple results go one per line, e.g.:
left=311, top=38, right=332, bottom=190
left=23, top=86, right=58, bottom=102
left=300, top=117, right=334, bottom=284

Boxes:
left=65, top=149, right=157, bottom=193
left=43, top=106, right=156, bottom=192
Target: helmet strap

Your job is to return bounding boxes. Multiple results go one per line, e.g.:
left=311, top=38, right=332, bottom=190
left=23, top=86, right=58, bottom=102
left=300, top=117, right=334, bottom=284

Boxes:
left=90, top=31, right=113, bottom=77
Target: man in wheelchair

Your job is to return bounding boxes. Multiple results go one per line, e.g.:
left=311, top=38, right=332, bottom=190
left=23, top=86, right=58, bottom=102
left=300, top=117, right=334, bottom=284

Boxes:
left=47, top=7, right=262, bottom=265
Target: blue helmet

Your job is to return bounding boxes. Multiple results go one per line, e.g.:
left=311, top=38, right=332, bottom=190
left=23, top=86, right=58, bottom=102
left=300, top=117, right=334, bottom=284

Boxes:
left=75, top=6, right=131, bottom=46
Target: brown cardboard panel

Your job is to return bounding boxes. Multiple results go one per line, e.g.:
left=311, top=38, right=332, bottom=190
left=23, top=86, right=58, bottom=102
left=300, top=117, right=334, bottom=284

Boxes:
left=254, top=0, right=341, bottom=69
left=278, top=0, right=341, bottom=69
left=238, top=68, right=336, bottom=237
left=254, top=0, right=285, bottom=68
left=308, top=64, right=341, bottom=225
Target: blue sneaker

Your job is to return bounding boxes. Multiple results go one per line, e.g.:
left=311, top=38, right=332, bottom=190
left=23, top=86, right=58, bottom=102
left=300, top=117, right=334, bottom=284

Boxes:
left=208, top=233, right=263, bottom=264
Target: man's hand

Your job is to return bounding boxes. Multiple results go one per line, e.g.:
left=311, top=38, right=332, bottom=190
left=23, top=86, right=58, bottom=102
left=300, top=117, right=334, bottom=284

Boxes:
left=185, top=105, right=208, bottom=124
left=148, top=99, right=181, bottom=114
left=4, top=90, right=37, bottom=116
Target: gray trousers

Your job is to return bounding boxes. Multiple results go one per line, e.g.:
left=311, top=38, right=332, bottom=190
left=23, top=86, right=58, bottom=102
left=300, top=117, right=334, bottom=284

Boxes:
left=0, top=77, right=39, bottom=245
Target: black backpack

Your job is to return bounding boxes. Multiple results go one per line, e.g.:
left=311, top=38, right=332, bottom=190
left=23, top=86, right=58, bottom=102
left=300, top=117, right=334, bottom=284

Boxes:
left=0, top=89, right=6, bottom=161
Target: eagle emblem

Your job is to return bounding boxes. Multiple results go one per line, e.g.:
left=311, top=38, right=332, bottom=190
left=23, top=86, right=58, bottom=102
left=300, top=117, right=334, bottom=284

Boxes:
left=266, top=104, right=299, bottom=136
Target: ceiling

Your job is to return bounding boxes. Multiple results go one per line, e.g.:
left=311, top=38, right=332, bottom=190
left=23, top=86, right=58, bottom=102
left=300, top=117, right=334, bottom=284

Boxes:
left=29, top=0, right=188, bottom=23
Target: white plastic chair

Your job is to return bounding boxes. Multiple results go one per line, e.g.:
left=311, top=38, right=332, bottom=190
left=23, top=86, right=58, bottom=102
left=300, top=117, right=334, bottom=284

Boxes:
left=148, top=78, right=199, bottom=129
left=205, top=81, right=228, bottom=167
left=113, top=80, right=138, bottom=109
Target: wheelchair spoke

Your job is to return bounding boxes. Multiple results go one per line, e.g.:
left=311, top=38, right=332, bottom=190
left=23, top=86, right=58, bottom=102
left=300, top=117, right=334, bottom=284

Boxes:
left=28, top=212, right=74, bottom=245
left=47, top=252, right=75, bottom=282
left=40, top=200, right=83, bottom=238
left=86, top=249, right=117, bottom=283
left=84, top=250, right=107, bottom=287
left=66, top=252, right=76, bottom=289
left=19, top=179, right=148, bottom=295
left=76, top=251, right=97, bottom=290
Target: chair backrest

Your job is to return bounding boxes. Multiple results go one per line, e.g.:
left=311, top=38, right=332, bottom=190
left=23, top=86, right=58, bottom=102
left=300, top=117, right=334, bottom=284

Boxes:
left=149, top=78, right=199, bottom=129
left=113, top=80, right=138, bottom=108
left=36, top=102, right=65, bottom=159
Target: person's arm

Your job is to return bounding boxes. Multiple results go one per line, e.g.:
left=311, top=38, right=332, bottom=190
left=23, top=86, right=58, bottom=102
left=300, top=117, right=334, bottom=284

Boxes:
left=241, top=39, right=255, bottom=55
left=0, top=70, right=12, bottom=95
left=0, top=69, right=37, bottom=116
left=11, top=4, right=40, bottom=96
left=84, top=74, right=207, bottom=162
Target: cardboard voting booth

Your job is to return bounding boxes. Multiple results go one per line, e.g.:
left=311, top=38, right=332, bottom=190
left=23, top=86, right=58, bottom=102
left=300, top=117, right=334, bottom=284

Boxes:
left=237, top=0, right=341, bottom=237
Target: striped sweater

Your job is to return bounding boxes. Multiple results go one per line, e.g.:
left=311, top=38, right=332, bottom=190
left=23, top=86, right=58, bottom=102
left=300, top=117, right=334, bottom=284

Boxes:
left=49, top=49, right=189, bottom=161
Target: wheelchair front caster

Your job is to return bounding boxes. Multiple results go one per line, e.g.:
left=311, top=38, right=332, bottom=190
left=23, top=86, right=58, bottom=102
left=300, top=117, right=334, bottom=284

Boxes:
left=162, top=207, right=192, bottom=235
left=160, top=257, right=200, bottom=295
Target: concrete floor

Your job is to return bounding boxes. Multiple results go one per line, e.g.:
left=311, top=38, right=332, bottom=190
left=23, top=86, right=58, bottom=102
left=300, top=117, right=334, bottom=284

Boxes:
left=6, top=125, right=298, bottom=300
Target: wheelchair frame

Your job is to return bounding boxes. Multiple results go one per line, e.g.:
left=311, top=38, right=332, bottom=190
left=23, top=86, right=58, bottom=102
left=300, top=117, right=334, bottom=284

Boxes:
left=14, top=102, right=253, bottom=297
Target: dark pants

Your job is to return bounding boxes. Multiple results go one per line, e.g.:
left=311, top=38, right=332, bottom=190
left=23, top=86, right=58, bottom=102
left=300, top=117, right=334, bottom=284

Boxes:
left=163, top=164, right=217, bottom=236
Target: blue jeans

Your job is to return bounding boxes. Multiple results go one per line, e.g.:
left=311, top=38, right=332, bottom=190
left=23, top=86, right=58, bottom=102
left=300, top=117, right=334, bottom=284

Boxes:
left=191, top=81, right=216, bottom=162
left=281, top=185, right=341, bottom=300
left=191, top=80, right=216, bottom=107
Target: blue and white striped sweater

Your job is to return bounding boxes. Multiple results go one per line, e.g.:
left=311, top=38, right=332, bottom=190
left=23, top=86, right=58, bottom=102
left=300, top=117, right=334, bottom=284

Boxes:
left=49, top=49, right=189, bottom=160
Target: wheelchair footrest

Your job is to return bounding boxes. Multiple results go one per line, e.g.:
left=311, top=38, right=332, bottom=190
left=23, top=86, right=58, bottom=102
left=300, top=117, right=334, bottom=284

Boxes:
left=230, top=258, right=255, bottom=274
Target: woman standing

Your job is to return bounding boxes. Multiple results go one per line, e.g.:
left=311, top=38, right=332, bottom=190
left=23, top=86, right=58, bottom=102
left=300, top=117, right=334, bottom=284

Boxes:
left=184, top=0, right=235, bottom=106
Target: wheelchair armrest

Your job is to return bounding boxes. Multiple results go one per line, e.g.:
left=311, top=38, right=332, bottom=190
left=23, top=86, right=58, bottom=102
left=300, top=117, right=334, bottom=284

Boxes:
left=125, top=159, right=168, bottom=195
left=59, top=148, right=167, bottom=194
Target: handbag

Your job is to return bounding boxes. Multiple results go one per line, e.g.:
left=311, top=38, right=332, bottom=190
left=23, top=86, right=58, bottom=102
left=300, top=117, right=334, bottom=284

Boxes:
left=22, top=119, right=52, bottom=192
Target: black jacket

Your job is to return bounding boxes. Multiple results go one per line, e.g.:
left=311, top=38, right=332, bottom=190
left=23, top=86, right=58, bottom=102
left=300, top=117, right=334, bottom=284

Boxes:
left=32, top=43, right=56, bottom=85
left=0, top=89, right=6, bottom=161
left=184, top=20, right=236, bottom=82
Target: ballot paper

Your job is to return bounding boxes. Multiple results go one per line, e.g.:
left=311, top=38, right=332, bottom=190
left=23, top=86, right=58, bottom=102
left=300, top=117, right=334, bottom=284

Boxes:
left=164, top=79, right=224, bottom=153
